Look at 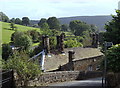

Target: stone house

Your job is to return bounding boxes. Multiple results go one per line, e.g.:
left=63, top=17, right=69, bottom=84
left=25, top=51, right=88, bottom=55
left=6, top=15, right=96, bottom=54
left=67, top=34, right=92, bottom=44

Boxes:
left=36, top=33, right=103, bottom=72
left=44, top=47, right=103, bottom=72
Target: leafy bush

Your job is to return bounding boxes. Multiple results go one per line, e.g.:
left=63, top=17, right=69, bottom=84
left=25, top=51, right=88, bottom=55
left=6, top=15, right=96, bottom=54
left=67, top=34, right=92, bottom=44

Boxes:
left=2, top=43, right=13, bottom=60
left=106, top=44, right=120, bottom=72
left=2, top=51, right=41, bottom=86
left=64, top=39, right=83, bottom=48
left=49, top=36, right=57, bottom=50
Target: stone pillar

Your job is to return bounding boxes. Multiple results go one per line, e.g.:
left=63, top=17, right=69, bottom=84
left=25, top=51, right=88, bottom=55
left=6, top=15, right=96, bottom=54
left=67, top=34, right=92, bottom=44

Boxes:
left=68, top=50, right=75, bottom=71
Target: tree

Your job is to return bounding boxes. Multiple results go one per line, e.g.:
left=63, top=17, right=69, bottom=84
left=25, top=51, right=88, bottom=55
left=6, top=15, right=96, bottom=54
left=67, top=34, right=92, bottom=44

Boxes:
left=61, top=24, right=69, bottom=31
left=47, top=17, right=60, bottom=30
left=38, top=18, right=47, bottom=27
left=10, top=22, right=16, bottom=30
left=69, top=20, right=91, bottom=36
left=22, top=17, right=30, bottom=26
left=0, top=12, right=9, bottom=22
left=2, top=43, right=13, bottom=60
left=15, top=18, right=22, bottom=24
left=12, top=31, right=32, bottom=51
left=69, top=20, right=81, bottom=33
left=90, top=24, right=99, bottom=33
left=106, top=44, right=120, bottom=72
left=104, top=10, right=120, bottom=44
left=10, top=18, right=15, bottom=23
left=26, top=30, right=41, bottom=43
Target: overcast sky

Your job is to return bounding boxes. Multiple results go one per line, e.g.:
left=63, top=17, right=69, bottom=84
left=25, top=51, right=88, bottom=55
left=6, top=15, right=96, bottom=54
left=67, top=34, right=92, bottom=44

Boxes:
left=0, top=0, right=120, bottom=20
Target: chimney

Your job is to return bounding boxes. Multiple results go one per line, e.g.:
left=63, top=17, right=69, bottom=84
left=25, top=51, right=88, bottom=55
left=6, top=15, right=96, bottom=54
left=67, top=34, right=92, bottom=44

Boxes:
left=68, top=50, right=75, bottom=70
left=42, top=35, right=50, bottom=54
left=91, top=33, right=99, bottom=48
left=68, top=50, right=75, bottom=62
left=56, top=35, right=60, bottom=51
left=60, top=33, right=65, bottom=53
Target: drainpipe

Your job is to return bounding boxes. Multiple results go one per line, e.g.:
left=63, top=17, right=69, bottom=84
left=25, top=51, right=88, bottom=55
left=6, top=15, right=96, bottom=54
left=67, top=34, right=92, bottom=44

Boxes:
left=40, top=50, right=45, bottom=72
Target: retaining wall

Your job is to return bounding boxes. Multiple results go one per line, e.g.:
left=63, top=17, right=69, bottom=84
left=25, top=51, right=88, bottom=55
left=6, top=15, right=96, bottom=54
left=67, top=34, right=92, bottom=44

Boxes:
left=26, top=71, right=103, bottom=86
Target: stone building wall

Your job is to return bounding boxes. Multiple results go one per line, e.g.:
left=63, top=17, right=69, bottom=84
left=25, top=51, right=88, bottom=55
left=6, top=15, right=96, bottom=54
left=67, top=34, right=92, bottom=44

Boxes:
left=73, top=55, right=103, bottom=71
left=60, top=55, right=103, bottom=71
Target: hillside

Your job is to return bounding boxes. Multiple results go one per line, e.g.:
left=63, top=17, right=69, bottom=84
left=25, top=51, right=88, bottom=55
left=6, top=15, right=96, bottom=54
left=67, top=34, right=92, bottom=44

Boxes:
left=59, top=15, right=112, bottom=31
left=1, top=21, right=40, bottom=43
left=30, top=15, right=112, bottom=31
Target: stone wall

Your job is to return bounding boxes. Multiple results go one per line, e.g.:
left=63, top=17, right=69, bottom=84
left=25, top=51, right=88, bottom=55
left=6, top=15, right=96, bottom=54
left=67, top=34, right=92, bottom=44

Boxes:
left=107, top=72, right=120, bottom=88
left=26, top=71, right=103, bottom=86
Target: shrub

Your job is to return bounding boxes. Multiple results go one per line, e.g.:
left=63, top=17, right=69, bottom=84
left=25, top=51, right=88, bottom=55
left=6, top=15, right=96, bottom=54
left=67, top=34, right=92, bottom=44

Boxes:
left=2, top=51, right=41, bottom=86
left=64, top=39, right=83, bottom=48
left=2, top=43, right=13, bottom=60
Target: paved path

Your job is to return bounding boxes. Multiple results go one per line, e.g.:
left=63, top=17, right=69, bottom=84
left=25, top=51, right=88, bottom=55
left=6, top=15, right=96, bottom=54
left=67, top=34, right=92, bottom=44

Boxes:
left=48, top=77, right=104, bottom=88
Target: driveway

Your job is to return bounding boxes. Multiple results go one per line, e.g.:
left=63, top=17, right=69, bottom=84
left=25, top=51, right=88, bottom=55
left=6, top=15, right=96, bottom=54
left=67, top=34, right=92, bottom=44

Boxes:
left=48, top=77, right=104, bottom=88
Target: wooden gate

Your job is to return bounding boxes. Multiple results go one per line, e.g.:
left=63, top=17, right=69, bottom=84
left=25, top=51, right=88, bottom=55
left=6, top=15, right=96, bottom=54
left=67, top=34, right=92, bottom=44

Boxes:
left=0, top=70, right=14, bottom=88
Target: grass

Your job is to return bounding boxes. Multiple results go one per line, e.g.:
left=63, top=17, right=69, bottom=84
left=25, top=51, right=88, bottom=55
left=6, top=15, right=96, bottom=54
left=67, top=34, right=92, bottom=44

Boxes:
left=1, top=21, right=41, bottom=43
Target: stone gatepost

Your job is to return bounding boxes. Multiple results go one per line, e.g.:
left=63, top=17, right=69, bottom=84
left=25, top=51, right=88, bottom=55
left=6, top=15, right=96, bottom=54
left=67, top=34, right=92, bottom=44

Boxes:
left=68, top=50, right=75, bottom=71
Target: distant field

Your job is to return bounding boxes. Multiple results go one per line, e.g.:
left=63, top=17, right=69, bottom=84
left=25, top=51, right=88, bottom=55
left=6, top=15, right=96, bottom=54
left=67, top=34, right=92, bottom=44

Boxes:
left=1, top=22, right=41, bottom=43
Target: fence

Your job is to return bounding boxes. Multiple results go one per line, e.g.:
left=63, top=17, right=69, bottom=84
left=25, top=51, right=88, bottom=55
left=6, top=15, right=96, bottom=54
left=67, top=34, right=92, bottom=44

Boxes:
left=0, top=70, right=14, bottom=88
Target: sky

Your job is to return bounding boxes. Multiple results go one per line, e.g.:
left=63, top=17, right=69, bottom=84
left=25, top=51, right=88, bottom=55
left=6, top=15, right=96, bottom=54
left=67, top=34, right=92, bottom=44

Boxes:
left=0, top=0, right=120, bottom=20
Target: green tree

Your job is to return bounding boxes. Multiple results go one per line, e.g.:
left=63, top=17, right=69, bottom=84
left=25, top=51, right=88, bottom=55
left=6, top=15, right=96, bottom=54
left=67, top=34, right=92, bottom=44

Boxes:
left=22, top=17, right=30, bottom=26
left=12, top=31, right=32, bottom=51
left=10, top=18, right=15, bottom=23
left=0, top=12, right=9, bottom=22
left=47, top=17, right=60, bottom=30
left=15, top=18, right=22, bottom=24
left=106, top=44, right=120, bottom=72
left=2, top=51, right=41, bottom=86
left=104, top=10, right=120, bottom=44
left=26, top=30, right=41, bottom=43
left=61, top=24, right=69, bottom=31
left=90, top=24, right=99, bottom=33
left=2, top=43, right=13, bottom=61
left=69, top=20, right=91, bottom=36
left=10, top=22, right=16, bottom=30
left=38, top=18, right=47, bottom=28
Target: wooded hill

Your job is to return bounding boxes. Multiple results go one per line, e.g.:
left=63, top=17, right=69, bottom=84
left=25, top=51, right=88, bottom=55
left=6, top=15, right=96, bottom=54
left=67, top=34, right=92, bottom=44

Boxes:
left=31, top=15, right=112, bottom=31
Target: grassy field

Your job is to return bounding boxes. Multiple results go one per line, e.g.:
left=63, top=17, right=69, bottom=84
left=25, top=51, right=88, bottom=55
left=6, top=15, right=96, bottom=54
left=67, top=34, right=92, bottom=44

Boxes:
left=1, top=21, right=41, bottom=43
